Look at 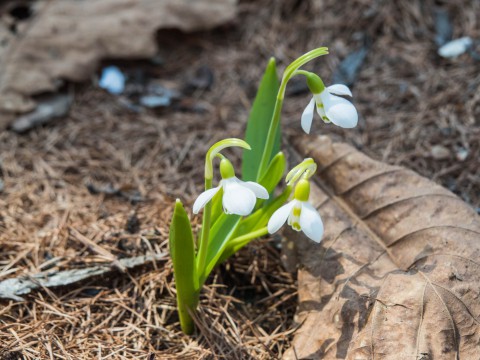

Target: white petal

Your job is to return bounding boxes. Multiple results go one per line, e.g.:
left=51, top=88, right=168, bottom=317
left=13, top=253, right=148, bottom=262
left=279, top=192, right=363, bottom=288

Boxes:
left=222, top=180, right=257, bottom=216
left=301, top=97, right=315, bottom=134
left=315, top=92, right=330, bottom=122
left=324, top=95, right=358, bottom=128
left=315, top=102, right=328, bottom=122
left=192, top=186, right=221, bottom=214
left=242, top=181, right=269, bottom=199
left=268, top=201, right=296, bottom=234
left=299, top=202, right=324, bottom=242
left=317, top=90, right=329, bottom=104
left=327, top=84, right=353, bottom=97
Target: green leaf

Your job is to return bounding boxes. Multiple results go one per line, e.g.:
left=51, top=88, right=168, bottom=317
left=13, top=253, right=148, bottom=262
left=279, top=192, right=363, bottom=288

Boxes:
left=242, top=58, right=280, bottom=181
left=261, top=152, right=286, bottom=190
left=201, top=213, right=241, bottom=284
left=169, top=200, right=198, bottom=335
left=258, top=151, right=286, bottom=196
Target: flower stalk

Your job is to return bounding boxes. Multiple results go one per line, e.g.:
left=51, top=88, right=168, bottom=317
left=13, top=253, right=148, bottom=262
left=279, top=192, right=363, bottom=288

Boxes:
left=197, top=139, right=251, bottom=276
left=257, top=47, right=329, bottom=179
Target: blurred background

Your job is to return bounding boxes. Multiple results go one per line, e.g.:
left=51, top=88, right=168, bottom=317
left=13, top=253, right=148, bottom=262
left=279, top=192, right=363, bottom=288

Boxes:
left=0, top=0, right=478, bottom=358
left=1, top=0, right=478, bottom=206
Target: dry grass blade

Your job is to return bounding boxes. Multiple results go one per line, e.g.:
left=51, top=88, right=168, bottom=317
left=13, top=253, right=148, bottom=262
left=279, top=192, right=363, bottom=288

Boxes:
left=69, top=227, right=126, bottom=271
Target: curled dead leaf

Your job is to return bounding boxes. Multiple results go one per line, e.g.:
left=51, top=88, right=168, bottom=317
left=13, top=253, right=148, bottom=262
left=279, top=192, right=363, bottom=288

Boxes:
left=284, top=135, right=480, bottom=359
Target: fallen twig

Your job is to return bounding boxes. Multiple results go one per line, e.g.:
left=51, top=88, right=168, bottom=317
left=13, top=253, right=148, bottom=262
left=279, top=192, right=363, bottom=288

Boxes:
left=0, top=253, right=167, bottom=301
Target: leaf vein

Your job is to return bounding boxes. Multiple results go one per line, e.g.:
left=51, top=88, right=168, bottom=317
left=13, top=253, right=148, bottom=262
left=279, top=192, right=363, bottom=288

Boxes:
left=338, top=168, right=404, bottom=196
left=419, top=271, right=459, bottom=359
left=362, top=193, right=460, bottom=220
left=388, top=226, right=480, bottom=249
left=431, top=283, right=480, bottom=326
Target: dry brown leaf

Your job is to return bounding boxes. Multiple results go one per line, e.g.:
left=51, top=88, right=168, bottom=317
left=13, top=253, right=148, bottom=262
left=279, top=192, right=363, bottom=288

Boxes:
left=284, top=135, right=480, bottom=359
left=0, top=0, right=236, bottom=125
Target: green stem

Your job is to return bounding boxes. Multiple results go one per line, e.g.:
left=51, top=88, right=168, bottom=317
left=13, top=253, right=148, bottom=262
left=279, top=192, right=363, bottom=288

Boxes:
left=256, top=48, right=329, bottom=180
left=228, top=226, right=269, bottom=247
left=294, top=69, right=312, bottom=77
left=196, top=139, right=250, bottom=281
left=256, top=97, right=284, bottom=180
left=196, top=177, right=212, bottom=278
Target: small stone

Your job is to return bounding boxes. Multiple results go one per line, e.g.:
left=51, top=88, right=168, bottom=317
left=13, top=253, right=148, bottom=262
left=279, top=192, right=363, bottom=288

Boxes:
left=11, top=93, right=72, bottom=133
left=99, top=66, right=125, bottom=94
left=455, top=147, right=469, bottom=161
left=140, top=95, right=171, bottom=108
left=431, top=145, right=450, bottom=160
left=438, top=37, right=472, bottom=58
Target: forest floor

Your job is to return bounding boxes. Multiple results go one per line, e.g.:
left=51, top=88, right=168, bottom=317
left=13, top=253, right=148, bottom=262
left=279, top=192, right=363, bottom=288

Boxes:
left=0, top=0, right=478, bottom=358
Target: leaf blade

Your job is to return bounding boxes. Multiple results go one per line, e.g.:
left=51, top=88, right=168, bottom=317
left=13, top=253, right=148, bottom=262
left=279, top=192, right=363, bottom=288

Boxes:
left=259, top=152, right=286, bottom=194
left=242, top=58, right=280, bottom=181
left=201, top=213, right=241, bottom=283
left=169, top=199, right=198, bottom=335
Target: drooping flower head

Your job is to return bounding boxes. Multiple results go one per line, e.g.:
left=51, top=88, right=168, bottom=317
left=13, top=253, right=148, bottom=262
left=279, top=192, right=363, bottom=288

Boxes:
left=268, top=178, right=324, bottom=242
left=300, top=72, right=358, bottom=134
left=193, top=158, right=268, bottom=216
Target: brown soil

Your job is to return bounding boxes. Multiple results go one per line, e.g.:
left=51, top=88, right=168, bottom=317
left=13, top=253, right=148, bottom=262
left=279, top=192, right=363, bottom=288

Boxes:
left=0, top=0, right=478, bottom=358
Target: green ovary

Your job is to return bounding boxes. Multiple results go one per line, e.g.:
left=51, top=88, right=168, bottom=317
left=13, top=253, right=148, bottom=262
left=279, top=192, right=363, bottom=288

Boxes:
left=219, top=158, right=235, bottom=179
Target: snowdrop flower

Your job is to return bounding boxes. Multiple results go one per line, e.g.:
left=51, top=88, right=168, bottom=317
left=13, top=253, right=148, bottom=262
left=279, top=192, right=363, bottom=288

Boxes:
left=193, top=158, right=268, bottom=216
left=268, top=179, right=324, bottom=242
left=300, top=72, right=358, bottom=133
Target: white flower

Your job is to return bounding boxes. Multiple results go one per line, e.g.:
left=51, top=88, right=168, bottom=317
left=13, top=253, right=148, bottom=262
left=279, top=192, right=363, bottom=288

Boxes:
left=301, top=84, right=358, bottom=133
left=193, top=177, right=268, bottom=216
left=267, top=199, right=324, bottom=243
